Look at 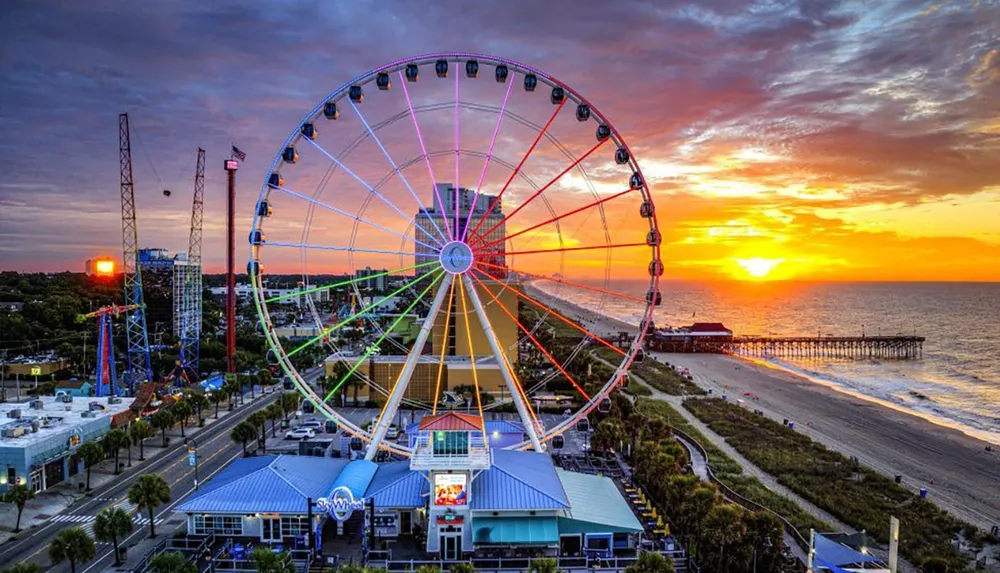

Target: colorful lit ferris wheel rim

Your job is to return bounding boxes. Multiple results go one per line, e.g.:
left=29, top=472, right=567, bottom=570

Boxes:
left=250, top=53, right=662, bottom=456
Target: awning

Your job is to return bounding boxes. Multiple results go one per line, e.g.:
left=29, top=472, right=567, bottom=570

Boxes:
left=473, top=517, right=559, bottom=545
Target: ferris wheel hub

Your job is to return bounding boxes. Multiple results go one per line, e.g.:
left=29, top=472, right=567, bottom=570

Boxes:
left=439, top=241, right=475, bottom=275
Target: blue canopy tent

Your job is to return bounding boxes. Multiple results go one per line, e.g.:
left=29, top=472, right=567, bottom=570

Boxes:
left=813, top=533, right=883, bottom=571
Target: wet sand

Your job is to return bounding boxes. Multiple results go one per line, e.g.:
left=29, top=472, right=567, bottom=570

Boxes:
left=655, top=351, right=1000, bottom=530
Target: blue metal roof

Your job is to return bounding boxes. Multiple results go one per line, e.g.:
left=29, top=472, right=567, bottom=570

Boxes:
left=330, top=459, right=378, bottom=499
left=175, top=455, right=346, bottom=514
left=366, top=461, right=428, bottom=509
left=471, top=450, right=568, bottom=510
left=485, top=420, right=524, bottom=434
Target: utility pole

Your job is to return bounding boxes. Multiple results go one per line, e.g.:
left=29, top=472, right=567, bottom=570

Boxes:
left=224, top=158, right=239, bottom=376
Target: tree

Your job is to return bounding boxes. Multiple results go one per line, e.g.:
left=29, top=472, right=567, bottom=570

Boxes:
left=103, top=428, right=130, bottom=475
left=210, top=391, right=226, bottom=418
left=94, top=507, right=134, bottom=566
left=186, top=393, right=209, bottom=426
left=77, top=441, right=104, bottom=492
left=921, top=557, right=952, bottom=573
left=742, top=511, right=783, bottom=573
left=148, top=551, right=197, bottom=573
left=232, top=422, right=258, bottom=457
left=265, top=403, right=283, bottom=437
left=2, top=563, right=43, bottom=573
left=250, top=547, right=297, bottom=573
left=528, top=558, right=562, bottom=573
left=129, top=474, right=171, bottom=538
left=591, top=418, right=625, bottom=452
left=449, top=564, right=477, bottom=573
left=130, top=420, right=155, bottom=461
left=150, top=409, right=175, bottom=447
left=49, top=527, right=96, bottom=573
left=624, top=552, right=674, bottom=573
left=3, top=483, right=35, bottom=532
left=702, top=504, right=746, bottom=572
left=248, top=411, right=268, bottom=454
left=279, top=392, right=299, bottom=422
left=171, top=401, right=193, bottom=437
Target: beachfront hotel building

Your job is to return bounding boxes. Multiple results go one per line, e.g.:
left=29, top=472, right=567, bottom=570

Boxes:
left=173, top=412, right=644, bottom=565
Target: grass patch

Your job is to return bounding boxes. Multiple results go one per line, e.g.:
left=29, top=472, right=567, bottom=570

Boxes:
left=626, top=378, right=653, bottom=396
left=597, top=348, right=705, bottom=395
left=685, top=397, right=972, bottom=568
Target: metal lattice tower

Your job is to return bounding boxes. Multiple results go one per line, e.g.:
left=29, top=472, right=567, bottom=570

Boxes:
left=119, top=113, right=153, bottom=392
left=179, top=148, right=205, bottom=375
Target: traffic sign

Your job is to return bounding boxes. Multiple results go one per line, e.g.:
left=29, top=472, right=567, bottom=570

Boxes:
left=30, top=366, right=41, bottom=376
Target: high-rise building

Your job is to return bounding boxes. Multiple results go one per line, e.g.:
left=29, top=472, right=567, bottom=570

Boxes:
left=414, top=185, right=506, bottom=276
left=354, top=266, right=388, bottom=291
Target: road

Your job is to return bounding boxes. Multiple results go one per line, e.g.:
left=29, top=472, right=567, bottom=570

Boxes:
left=3, top=367, right=321, bottom=573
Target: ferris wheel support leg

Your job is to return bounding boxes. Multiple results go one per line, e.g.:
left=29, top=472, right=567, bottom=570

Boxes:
left=365, top=272, right=454, bottom=460
left=462, top=274, right=545, bottom=453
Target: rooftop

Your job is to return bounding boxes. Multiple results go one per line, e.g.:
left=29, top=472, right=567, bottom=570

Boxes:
left=0, top=395, right=136, bottom=449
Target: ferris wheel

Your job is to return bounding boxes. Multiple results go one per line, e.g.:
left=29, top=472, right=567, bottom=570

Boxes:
left=250, top=52, right=662, bottom=458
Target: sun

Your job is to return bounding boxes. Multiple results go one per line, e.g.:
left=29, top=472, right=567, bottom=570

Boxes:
left=735, top=257, right=784, bottom=279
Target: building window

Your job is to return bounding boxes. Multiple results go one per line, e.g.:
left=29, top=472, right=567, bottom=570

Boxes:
left=280, top=516, right=310, bottom=536
left=433, top=431, right=469, bottom=456
left=193, top=515, right=243, bottom=535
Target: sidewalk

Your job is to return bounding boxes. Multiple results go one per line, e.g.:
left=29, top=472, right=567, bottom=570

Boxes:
left=0, top=386, right=276, bottom=545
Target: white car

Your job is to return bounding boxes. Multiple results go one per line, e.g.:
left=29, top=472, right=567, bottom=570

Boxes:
left=285, top=428, right=315, bottom=440
left=299, top=420, right=323, bottom=433
left=386, top=424, right=400, bottom=439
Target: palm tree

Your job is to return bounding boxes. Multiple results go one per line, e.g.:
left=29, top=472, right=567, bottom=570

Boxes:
left=49, top=527, right=96, bottom=573
left=702, top=504, right=746, bottom=572
left=128, top=474, right=171, bottom=538
left=171, top=401, right=193, bottom=437
left=449, top=564, right=477, bottom=573
left=231, top=421, right=258, bottom=457
left=186, top=393, right=209, bottom=426
left=77, top=441, right=104, bottom=492
left=103, top=428, right=131, bottom=475
left=148, top=551, right=197, bottom=573
left=279, top=392, right=299, bottom=422
left=249, top=547, right=297, bottom=573
left=624, top=552, right=674, bottom=573
left=209, top=391, right=226, bottom=418
left=130, top=420, right=155, bottom=461
left=265, top=403, right=283, bottom=437
left=248, top=411, right=268, bottom=454
left=528, top=558, right=562, bottom=573
left=94, top=507, right=134, bottom=566
left=3, top=563, right=43, bottom=573
left=150, top=409, right=175, bottom=447
left=3, top=483, right=35, bottom=532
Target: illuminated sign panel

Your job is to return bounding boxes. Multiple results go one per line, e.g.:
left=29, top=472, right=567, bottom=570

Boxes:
left=224, top=159, right=240, bottom=171
left=434, top=473, right=467, bottom=506
left=316, top=486, right=365, bottom=522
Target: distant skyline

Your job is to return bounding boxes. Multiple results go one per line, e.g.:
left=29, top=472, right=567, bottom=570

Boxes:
left=1, top=1, right=998, bottom=281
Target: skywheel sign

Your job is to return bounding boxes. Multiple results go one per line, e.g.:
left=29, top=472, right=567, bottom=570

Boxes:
left=316, top=486, right=365, bottom=523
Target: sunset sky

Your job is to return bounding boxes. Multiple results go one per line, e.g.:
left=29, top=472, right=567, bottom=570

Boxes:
left=1, top=1, right=998, bottom=281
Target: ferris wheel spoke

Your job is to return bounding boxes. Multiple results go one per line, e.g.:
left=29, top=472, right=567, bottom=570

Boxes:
left=474, top=260, right=645, bottom=304
left=347, top=100, right=449, bottom=245
left=469, top=273, right=591, bottom=400
left=474, top=188, right=634, bottom=252
left=468, top=139, right=608, bottom=248
left=466, top=99, right=567, bottom=243
left=323, top=270, right=446, bottom=404
left=272, top=183, right=441, bottom=253
left=366, top=273, right=455, bottom=458
left=456, top=278, right=487, bottom=431
left=398, top=70, right=453, bottom=242
left=460, top=75, right=515, bottom=243
left=431, top=280, right=457, bottom=415
left=266, top=241, right=429, bottom=258
left=288, top=270, right=441, bottom=358
left=303, top=137, right=445, bottom=247
left=460, top=274, right=544, bottom=451
left=472, top=266, right=626, bottom=356
left=266, top=261, right=439, bottom=304
left=453, top=70, right=461, bottom=240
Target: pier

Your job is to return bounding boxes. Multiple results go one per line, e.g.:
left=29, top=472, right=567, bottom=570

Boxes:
left=645, top=323, right=925, bottom=360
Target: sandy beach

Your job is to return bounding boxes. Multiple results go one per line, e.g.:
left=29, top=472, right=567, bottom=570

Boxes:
left=524, top=282, right=638, bottom=335
left=655, top=351, right=1000, bottom=530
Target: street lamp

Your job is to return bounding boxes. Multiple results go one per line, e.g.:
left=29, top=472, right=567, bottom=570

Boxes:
left=185, top=437, right=200, bottom=490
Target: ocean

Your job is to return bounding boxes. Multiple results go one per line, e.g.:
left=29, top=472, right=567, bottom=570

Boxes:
left=533, top=280, right=1000, bottom=443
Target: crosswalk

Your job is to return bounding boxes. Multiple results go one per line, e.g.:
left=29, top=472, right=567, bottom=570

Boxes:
left=50, top=497, right=163, bottom=540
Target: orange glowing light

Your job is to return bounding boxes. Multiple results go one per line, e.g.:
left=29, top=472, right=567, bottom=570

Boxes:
left=94, top=259, right=115, bottom=276
left=735, top=257, right=783, bottom=279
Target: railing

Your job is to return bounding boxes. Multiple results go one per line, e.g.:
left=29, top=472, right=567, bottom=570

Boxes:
left=409, top=434, right=490, bottom=469
left=383, top=555, right=643, bottom=572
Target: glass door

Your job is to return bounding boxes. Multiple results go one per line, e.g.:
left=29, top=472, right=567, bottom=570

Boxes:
left=262, top=518, right=281, bottom=542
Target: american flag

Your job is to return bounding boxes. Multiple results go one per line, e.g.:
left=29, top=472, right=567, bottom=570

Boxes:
left=231, top=144, right=246, bottom=162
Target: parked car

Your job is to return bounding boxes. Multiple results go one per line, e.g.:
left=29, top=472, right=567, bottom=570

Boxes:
left=299, top=420, right=323, bottom=433
left=285, top=428, right=315, bottom=440
left=386, top=424, right=400, bottom=439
